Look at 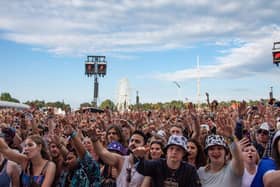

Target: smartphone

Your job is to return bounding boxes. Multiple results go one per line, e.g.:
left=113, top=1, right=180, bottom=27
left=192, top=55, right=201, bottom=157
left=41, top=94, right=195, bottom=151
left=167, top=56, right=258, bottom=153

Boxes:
left=245, top=131, right=251, bottom=142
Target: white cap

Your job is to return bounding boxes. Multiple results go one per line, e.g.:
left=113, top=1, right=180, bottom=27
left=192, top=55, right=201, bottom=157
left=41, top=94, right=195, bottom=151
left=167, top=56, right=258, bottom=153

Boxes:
left=259, top=122, right=269, bottom=131
left=157, top=130, right=166, bottom=137
left=200, top=124, right=210, bottom=131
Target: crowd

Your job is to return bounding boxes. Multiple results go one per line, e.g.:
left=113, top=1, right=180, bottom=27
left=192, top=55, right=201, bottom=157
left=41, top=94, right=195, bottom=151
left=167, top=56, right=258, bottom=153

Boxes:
left=0, top=101, right=280, bottom=187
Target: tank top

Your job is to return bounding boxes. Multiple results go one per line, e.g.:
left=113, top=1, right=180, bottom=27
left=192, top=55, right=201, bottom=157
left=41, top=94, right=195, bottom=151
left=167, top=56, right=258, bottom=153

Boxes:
left=116, top=156, right=144, bottom=187
left=21, top=160, right=49, bottom=187
left=0, top=159, right=11, bottom=187
left=241, top=167, right=257, bottom=187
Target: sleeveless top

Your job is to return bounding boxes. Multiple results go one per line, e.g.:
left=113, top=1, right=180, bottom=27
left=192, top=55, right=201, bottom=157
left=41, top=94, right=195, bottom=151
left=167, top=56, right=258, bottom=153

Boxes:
left=241, top=167, right=257, bottom=187
left=116, top=156, right=144, bottom=187
left=0, top=159, right=11, bottom=187
left=21, top=160, right=49, bottom=187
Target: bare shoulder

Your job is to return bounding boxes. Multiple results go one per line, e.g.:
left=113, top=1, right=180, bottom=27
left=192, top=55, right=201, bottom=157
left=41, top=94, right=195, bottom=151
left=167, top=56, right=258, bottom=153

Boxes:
left=46, top=161, right=56, bottom=170
left=6, top=160, right=21, bottom=176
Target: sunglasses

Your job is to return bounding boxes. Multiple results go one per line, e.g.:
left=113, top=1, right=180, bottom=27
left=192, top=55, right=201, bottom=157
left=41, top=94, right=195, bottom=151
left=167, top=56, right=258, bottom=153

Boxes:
left=257, top=129, right=269, bottom=135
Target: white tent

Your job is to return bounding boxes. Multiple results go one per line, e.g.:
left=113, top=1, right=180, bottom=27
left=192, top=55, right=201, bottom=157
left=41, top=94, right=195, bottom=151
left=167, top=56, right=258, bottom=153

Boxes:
left=0, top=101, right=30, bottom=110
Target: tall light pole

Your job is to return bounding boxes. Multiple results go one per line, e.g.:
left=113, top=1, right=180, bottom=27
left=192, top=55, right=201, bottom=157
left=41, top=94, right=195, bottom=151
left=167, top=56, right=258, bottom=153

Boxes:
left=136, top=90, right=139, bottom=106
left=197, top=56, right=201, bottom=108
left=85, top=56, right=107, bottom=107
left=269, top=86, right=273, bottom=100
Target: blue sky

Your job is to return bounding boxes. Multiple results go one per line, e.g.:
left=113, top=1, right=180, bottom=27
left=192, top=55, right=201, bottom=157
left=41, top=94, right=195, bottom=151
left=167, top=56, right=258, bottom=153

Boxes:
left=0, top=0, right=280, bottom=108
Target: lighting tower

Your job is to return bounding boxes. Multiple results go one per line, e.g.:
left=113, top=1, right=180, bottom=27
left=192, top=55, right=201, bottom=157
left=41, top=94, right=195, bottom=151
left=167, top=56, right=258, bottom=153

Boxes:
left=84, top=56, right=107, bottom=107
left=197, top=56, right=201, bottom=108
left=273, top=41, right=280, bottom=67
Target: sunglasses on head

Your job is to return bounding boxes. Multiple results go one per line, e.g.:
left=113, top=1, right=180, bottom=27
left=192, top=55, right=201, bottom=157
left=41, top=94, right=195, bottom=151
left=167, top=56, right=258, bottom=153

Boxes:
left=257, top=129, right=269, bottom=135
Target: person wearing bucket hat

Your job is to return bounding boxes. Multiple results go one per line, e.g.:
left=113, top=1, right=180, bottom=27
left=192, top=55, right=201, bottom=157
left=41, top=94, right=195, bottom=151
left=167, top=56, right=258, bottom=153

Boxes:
left=251, top=130, right=280, bottom=187
left=198, top=121, right=244, bottom=187
left=134, top=135, right=201, bottom=187
left=107, top=141, right=126, bottom=156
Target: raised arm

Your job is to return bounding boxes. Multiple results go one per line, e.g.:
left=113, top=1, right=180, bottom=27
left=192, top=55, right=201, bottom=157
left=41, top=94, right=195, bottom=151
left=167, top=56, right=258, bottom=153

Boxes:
left=64, top=125, right=86, bottom=159
left=217, top=114, right=244, bottom=176
left=0, top=138, right=27, bottom=167
left=87, top=128, right=123, bottom=169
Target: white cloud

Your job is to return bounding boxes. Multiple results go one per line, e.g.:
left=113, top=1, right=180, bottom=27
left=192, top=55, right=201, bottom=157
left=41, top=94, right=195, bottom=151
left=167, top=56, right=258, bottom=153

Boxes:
left=0, top=0, right=278, bottom=53
left=153, top=29, right=280, bottom=81
left=0, top=0, right=280, bottom=80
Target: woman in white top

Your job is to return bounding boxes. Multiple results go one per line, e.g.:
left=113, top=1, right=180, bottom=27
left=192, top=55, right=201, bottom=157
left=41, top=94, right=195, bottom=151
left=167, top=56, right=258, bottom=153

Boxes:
left=239, top=137, right=259, bottom=187
left=197, top=117, right=244, bottom=187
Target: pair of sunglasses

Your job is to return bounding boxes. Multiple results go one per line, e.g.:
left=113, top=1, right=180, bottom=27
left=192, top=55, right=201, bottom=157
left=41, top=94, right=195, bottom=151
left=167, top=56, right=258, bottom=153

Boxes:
left=257, top=129, right=269, bottom=135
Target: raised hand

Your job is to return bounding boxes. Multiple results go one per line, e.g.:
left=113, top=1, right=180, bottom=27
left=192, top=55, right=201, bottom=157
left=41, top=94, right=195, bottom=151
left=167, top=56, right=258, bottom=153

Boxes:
left=85, top=127, right=102, bottom=142
left=238, top=137, right=251, bottom=151
left=216, top=113, right=235, bottom=138
left=64, top=124, right=74, bottom=137
left=132, top=146, right=149, bottom=158
left=237, top=101, right=247, bottom=117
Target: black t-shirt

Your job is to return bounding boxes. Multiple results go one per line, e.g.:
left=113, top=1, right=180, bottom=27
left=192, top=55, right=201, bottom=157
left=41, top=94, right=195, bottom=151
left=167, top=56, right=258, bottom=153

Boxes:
left=136, top=158, right=201, bottom=187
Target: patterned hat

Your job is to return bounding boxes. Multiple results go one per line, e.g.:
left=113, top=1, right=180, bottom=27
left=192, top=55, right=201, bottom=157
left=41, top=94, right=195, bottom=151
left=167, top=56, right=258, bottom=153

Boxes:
left=107, top=141, right=126, bottom=155
left=165, top=135, right=187, bottom=152
left=204, top=134, right=227, bottom=151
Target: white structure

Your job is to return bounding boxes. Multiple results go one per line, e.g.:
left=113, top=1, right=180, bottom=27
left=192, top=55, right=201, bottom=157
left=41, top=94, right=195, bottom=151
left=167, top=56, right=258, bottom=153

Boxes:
left=116, top=78, right=131, bottom=112
left=0, top=101, right=30, bottom=109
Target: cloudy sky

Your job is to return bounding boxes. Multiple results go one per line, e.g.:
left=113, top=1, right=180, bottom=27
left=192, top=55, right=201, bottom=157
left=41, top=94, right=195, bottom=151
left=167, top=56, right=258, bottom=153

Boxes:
left=0, top=0, right=279, bottom=108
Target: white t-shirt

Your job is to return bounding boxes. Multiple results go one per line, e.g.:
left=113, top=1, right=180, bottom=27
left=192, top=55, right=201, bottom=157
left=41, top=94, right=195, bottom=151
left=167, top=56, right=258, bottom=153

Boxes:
left=241, top=167, right=257, bottom=187
left=197, top=162, right=242, bottom=187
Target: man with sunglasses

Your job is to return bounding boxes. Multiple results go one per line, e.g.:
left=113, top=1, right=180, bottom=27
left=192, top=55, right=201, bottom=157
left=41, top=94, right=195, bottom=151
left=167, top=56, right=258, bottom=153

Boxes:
left=253, top=122, right=270, bottom=158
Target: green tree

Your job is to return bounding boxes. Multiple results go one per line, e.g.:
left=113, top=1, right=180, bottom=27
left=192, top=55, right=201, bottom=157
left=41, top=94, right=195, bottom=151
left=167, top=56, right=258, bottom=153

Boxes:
left=46, top=101, right=70, bottom=111
left=80, top=102, right=92, bottom=108
left=24, top=100, right=46, bottom=108
left=100, top=99, right=115, bottom=110
left=0, top=92, right=20, bottom=103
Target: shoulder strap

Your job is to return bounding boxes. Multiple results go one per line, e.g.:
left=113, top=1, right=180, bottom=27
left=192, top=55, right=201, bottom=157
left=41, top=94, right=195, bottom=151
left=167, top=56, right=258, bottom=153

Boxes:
left=0, top=159, right=7, bottom=172
left=24, top=160, right=31, bottom=175
left=40, top=161, right=50, bottom=175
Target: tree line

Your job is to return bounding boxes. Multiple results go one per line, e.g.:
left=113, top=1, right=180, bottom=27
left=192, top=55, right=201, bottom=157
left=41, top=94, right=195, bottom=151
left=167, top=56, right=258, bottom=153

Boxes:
left=0, top=92, right=274, bottom=111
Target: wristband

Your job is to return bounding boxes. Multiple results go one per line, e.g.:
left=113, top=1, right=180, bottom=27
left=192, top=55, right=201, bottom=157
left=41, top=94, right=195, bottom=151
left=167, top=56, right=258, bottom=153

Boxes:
left=68, top=131, right=77, bottom=140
